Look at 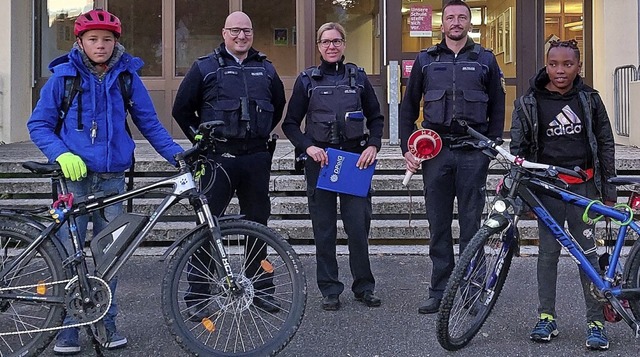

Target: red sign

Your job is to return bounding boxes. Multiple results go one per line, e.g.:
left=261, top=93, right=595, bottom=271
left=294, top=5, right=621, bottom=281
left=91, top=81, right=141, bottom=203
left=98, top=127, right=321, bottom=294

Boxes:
left=402, top=60, right=414, bottom=78
left=409, top=6, right=433, bottom=37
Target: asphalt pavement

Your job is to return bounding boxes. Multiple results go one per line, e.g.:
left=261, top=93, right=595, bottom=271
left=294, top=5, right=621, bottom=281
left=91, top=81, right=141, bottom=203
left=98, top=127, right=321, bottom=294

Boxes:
left=37, top=251, right=640, bottom=357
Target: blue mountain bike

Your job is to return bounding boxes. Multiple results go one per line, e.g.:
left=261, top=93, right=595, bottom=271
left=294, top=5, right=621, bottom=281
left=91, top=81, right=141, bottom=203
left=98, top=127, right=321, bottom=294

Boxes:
left=436, top=123, right=640, bottom=350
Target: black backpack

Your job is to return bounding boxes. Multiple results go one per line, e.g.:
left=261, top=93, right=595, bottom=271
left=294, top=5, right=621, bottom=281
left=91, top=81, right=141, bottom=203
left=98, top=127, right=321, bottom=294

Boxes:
left=57, top=71, right=133, bottom=130
left=56, top=72, right=136, bottom=212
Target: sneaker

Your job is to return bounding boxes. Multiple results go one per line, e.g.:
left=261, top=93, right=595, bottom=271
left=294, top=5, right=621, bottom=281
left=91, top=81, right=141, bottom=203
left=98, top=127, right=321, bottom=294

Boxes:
left=102, top=329, right=128, bottom=350
left=586, top=321, right=609, bottom=350
left=53, top=327, right=81, bottom=355
left=530, top=315, right=559, bottom=342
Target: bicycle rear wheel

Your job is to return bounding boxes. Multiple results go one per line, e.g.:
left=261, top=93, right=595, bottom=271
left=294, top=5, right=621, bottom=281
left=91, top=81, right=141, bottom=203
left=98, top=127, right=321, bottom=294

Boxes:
left=162, top=219, right=306, bottom=356
left=436, top=218, right=516, bottom=351
left=0, top=218, right=66, bottom=357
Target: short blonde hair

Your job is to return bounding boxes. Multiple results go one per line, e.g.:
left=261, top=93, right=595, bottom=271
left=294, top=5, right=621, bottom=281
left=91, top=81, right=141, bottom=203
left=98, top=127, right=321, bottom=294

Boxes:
left=316, top=22, right=346, bottom=42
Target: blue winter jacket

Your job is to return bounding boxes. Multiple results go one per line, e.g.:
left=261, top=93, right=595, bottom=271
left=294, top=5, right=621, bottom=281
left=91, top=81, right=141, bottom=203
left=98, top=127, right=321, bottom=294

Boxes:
left=28, top=46, right=182, bottom=173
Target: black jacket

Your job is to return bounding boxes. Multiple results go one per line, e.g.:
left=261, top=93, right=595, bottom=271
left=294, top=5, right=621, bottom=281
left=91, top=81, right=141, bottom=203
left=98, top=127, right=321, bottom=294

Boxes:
left=282, top=57, right=384, bottom=153
left=399, top=38, right=505, bottom=154
left=510, top=67, right=616, bottom=201
left=172, top=44, right=286, bottom=142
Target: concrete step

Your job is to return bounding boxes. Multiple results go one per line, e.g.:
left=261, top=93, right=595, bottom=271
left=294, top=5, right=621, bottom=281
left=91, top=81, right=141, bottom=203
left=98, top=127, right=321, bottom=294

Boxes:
left=0, top=175, right=505, bottom=197
left=81, top=219, right=621, bottom=244
left=0, top=196, right=430, bottom=216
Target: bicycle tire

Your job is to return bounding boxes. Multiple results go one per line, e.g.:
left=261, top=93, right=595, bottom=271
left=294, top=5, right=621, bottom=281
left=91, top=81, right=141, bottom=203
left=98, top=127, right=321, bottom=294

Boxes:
left=162, top=219, right=306, bottom=356
left=624, top=238, right=640, bottom=318
left=436, top=221, right=516, bottom=351
left=0, top=217, right=66, bottom=357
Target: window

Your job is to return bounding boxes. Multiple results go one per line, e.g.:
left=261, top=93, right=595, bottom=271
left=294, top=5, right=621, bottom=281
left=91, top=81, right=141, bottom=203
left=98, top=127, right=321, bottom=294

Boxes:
left=109, top=0, right=163, bottom=76
left=315, top=0, right=381, bottom=74
left=175, top=0, right=227, bottom=76
left=243, top=0, right=297, bottom=76
left=39, top=0, right=94, bottom=77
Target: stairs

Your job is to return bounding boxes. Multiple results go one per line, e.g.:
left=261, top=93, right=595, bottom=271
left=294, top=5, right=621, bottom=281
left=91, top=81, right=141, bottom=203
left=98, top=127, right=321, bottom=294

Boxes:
left=1, top=140, right=640, bottom=245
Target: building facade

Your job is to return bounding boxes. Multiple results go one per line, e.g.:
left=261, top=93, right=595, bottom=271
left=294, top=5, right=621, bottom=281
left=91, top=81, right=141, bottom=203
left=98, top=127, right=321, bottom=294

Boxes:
left=1, top=0, right=639, bottom=145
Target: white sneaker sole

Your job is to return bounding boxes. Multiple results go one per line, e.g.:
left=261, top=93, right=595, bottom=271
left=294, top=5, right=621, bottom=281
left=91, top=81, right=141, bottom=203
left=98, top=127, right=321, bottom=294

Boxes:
left=102, top=337, right=128, bottom=349
left=53, top=345, right=81, bottom=354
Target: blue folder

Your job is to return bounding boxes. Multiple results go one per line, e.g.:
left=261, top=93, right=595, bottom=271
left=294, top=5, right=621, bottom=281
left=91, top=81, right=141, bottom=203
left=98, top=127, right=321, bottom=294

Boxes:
left=316, top=148, right=376, bottom=197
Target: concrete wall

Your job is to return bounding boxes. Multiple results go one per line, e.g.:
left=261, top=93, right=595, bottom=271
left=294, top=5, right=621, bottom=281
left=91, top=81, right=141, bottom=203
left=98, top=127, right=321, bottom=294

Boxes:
left=1, top=0, right=33, bottom=144
left=630, top=81, right=640, bottom=146
left=592, top=0, right=639, bottom=146
left=0, top=0, right=9, bottom=143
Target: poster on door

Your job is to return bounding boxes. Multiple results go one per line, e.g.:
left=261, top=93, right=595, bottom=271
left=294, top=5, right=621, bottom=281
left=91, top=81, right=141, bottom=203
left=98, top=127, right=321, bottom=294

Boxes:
left=409, top=5, right=432, bottom=37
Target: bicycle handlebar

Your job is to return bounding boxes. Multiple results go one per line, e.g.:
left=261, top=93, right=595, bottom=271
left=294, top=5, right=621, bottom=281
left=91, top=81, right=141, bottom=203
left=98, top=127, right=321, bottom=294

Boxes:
left=460, top=120, right=584, bottom=179
left=174, top=121, right=227, bottom=171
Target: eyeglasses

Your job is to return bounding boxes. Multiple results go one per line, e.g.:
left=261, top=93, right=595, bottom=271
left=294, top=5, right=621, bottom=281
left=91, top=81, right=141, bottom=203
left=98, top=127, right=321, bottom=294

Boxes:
left=549, top=39, right=579, bottom=49
left=225, top=28, right=253, bottom=37
left=317, top=39, right=345, bottom=48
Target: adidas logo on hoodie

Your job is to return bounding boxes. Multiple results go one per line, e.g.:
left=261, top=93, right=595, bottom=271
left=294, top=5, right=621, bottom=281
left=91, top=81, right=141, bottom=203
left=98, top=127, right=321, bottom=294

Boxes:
left=546, top=105, right=582, bottom=137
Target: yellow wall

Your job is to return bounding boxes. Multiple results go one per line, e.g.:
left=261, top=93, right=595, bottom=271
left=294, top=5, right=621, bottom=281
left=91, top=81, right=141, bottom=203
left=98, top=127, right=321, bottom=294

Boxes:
left=592, top=0, right=639, bottom=145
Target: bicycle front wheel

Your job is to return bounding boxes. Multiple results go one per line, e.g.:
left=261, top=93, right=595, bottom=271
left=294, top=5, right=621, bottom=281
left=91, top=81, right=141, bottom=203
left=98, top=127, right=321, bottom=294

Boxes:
left=0, top=218, right=66, bottom=357
left=162, top=219, right=306, bottom=356
left=436, top=219, right=516, bottom=351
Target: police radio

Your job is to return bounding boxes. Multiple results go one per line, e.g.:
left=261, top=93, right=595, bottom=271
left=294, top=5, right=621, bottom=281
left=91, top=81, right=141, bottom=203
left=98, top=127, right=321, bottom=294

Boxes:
left=402, top=129, right=443, bottom=186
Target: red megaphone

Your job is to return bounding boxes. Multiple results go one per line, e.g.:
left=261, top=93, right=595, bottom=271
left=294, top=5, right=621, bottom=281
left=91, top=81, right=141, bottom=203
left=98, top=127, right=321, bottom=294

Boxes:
left=402, top=129, right=442, bottom=186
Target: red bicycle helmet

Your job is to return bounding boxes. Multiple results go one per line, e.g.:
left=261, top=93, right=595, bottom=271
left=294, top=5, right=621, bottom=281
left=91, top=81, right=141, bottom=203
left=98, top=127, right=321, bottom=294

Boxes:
left=74, top=9, right=122, bottom=38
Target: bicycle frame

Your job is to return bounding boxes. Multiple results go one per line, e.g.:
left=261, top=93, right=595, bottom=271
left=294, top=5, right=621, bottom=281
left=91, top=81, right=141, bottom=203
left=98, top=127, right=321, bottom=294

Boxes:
left=0, top=159, right=239, bottom=309
left=479, top=151, right=640, bottom=336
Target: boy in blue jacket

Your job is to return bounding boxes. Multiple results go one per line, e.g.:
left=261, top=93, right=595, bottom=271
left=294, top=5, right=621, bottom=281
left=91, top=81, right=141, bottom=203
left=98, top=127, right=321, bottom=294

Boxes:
left=27, top=9, right=182, bottom=355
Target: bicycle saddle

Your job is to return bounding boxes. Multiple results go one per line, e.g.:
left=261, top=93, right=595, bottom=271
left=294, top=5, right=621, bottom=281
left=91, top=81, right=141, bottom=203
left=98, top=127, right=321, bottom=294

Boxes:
left=22, top=161, right=61, bottom=175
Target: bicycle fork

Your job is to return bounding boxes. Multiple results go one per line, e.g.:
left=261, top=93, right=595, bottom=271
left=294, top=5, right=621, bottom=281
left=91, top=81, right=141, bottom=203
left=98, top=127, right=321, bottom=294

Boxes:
left=469, top=213, right=514, bottom=306
left=192, top=195, right=243, bottom=294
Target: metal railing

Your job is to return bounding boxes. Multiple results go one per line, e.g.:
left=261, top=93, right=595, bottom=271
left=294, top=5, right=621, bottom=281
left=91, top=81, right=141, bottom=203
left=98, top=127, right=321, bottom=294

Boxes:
left=613, top=65, right=639, bottom=137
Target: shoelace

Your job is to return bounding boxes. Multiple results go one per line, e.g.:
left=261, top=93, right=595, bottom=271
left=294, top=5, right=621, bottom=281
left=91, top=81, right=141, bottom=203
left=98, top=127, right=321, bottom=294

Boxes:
left=587, top=323, right=607, bottom=340
left=534, top=319, right=554, bottom=332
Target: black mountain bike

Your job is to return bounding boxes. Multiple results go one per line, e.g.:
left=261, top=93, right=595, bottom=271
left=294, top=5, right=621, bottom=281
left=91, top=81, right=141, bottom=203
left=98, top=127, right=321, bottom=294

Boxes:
left=0, top=121, right=306, bottom=356
left=436, top=122, right=640, bottom=350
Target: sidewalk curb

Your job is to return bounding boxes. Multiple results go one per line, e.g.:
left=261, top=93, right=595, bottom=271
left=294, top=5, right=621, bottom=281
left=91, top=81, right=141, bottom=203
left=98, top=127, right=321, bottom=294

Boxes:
left=131, top=245, right=633, bottom=257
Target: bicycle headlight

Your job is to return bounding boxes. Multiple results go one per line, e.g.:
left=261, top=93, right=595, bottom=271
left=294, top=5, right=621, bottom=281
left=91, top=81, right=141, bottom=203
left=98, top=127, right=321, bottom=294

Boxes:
left=493, top=199, right=507, bottom=213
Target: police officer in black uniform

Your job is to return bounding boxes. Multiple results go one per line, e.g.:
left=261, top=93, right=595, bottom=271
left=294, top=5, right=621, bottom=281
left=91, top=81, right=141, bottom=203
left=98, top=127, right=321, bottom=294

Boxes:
left=282, top=22, right=384, bottom=311
left=172, top=11, right=286, bottom=315
left=399, top=0, right=505, bottom=314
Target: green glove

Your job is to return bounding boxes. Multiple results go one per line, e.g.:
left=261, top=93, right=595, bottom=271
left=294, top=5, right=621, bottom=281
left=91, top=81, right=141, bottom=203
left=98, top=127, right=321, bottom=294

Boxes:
left=55, top=152, right=87, bottom=181
left=194, top=133, right=203, bottom=142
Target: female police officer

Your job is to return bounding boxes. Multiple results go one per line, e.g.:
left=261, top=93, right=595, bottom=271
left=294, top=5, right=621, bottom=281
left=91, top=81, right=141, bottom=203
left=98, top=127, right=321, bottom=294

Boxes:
left=282, top=22, right=385, bottom=311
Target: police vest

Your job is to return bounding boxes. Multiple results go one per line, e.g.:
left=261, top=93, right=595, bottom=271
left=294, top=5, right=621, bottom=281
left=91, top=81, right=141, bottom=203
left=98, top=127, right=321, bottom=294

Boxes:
left=195, top=49, right=274, bottom=139
left=302, top=63, right=367, bottom=145
left=421, top=44, right=490, bottom=127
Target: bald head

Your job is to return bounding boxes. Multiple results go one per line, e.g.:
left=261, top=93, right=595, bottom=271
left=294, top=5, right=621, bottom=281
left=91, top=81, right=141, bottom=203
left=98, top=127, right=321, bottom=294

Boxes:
left=222, top=11, right=254, bottom=60
left=225, top=11, right=252, bottom=28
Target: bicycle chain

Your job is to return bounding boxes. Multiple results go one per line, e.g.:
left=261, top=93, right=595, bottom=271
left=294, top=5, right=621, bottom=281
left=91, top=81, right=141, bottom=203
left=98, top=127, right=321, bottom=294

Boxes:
left=0, top=276, right=111, bottom=337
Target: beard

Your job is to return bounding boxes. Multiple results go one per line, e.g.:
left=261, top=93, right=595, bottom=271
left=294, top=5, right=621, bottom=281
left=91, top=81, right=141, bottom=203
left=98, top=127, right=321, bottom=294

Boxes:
left=445, top=27, right=468, bottom=41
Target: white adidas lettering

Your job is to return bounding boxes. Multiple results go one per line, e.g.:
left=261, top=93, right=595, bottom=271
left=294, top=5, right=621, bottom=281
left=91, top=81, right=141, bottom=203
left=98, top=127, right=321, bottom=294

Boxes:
left=546, top=105, right=583, bottom=137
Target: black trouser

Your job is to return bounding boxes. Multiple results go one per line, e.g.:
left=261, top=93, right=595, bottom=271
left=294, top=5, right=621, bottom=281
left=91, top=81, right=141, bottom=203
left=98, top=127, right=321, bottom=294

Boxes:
left=422, top=147, right=490, bottom=299
left=185, top=151, right=274, bottom=305
left=304, top=159, right=376, bottom=297
left=537, top=180, right=603, bottom=322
